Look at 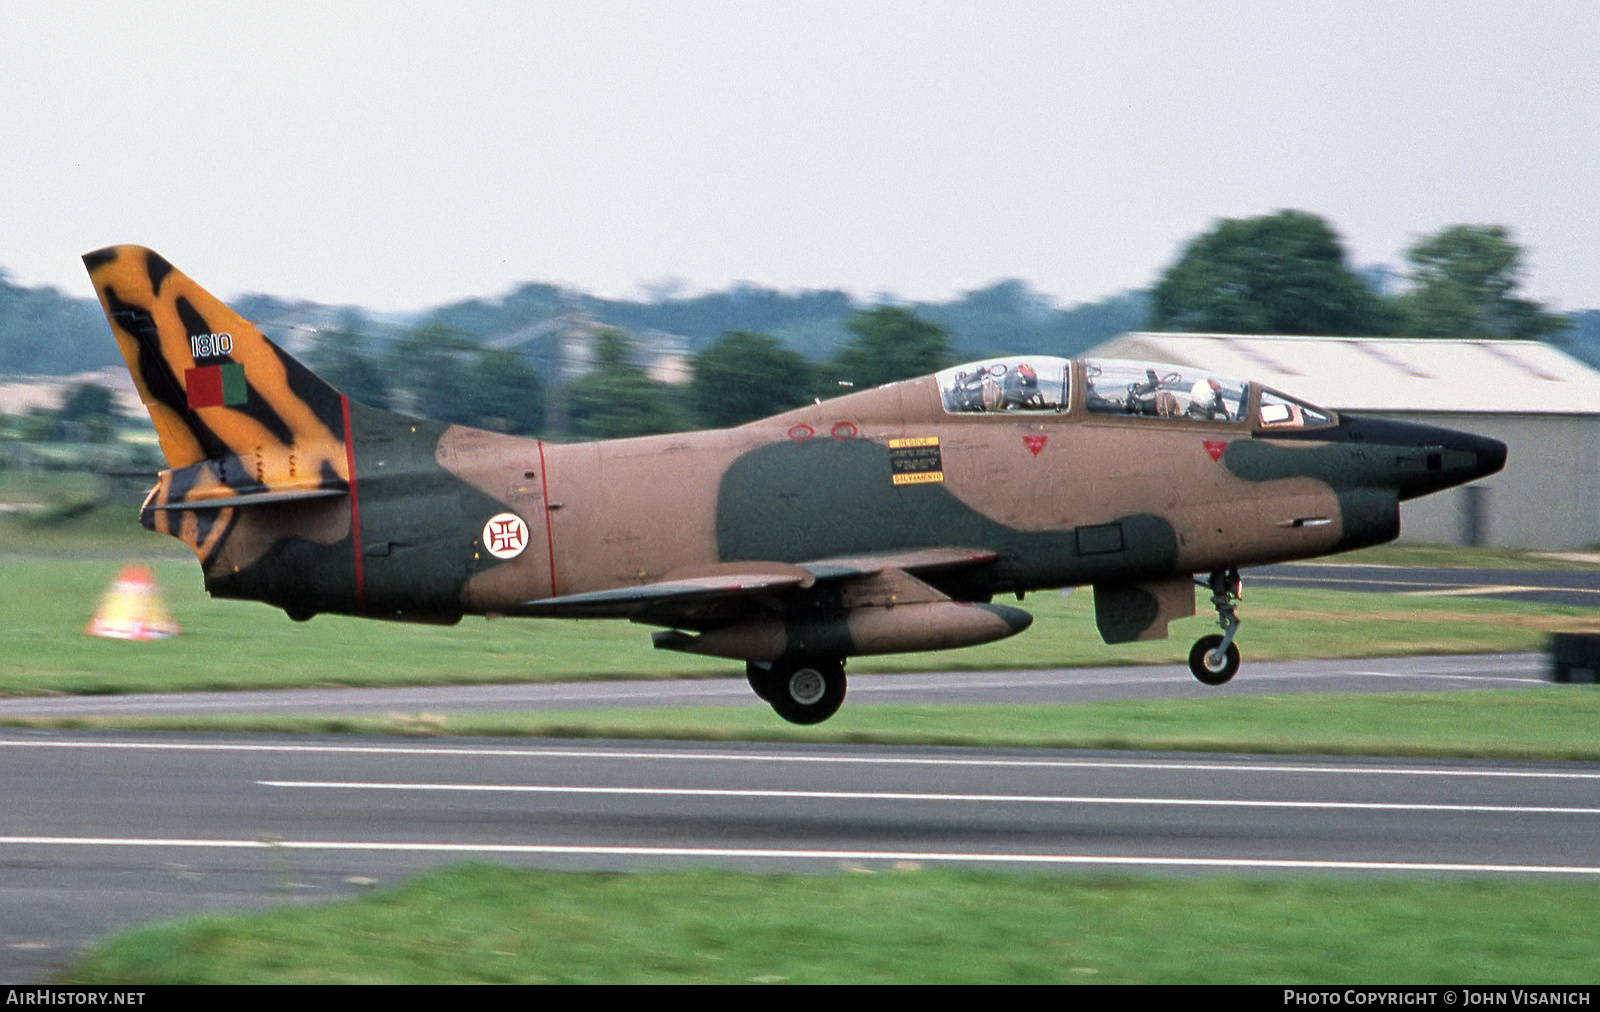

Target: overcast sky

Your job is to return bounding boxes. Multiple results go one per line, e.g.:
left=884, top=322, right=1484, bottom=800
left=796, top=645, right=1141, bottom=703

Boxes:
left=2, top=1, right=1596, bottom=312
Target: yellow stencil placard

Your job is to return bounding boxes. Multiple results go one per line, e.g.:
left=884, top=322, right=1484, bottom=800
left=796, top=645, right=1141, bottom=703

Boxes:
left=889, top=436, right=943, bottom=485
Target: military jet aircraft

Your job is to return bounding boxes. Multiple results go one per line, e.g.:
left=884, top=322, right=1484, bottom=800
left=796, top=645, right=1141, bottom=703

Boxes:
left=84, top=246, right=1506, bottom=724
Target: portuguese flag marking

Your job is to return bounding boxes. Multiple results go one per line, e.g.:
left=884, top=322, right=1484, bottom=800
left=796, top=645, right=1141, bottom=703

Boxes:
left=186, top=363, right=248, bottom=409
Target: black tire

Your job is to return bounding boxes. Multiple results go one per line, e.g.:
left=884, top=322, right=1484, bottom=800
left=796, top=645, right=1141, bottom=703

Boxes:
left=1189, top=635, right=1240, bottom=686
left=746, top=661, right=778, bottom=702
left=768, top=659, right=847, bottom=725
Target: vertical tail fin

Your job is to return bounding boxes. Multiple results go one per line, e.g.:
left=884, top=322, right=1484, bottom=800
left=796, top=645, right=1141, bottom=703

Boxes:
left=82, top=245, right=351, bottom=491
left=84, top=246, right=361, bottom=568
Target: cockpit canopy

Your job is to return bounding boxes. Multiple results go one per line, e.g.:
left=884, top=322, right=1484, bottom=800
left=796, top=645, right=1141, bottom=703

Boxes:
left=937, top=358, right=1069, bottom=413
left=934, top=355, right=1336, bottom=429
left=1083, top=359, right=1247, bottom=423
left=1258, top=388, right=1336, bottom=429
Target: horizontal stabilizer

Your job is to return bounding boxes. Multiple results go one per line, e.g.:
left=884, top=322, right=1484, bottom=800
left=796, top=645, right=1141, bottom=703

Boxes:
left=141, top=455, right=348, bottom=523
left=146, top=486, right=348, bottom=511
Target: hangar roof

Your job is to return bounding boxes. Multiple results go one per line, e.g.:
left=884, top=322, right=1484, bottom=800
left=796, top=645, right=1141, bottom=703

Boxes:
left=1089, top=333, right=1600, bottom=415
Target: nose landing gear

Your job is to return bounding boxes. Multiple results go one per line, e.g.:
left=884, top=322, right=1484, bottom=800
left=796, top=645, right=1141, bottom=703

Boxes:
left=1189, top=568, right=1241, bottom=686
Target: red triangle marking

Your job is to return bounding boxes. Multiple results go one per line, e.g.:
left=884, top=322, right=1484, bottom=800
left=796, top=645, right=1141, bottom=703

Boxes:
left=1203, top=440, right=1227, bottom=462
left=1022, top=434, right=1047, bottom=456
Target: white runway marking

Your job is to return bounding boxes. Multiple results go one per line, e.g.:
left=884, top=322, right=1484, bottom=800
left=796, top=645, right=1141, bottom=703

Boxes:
left=1251, top=573, right=1600, bottom=599
left=1407, top=584, right=1580, bottom=598
left=1251, top=575, right=1446, bottom=588
left=3, top=835, right=1598, bottom=876
left=851, top=668, right=1545, bottom=690
left=4, top=738, right=1598, bottom=779
left=1348, top=670, right=1545, bottom=683
left=256, top=779, right=1600, bottom=815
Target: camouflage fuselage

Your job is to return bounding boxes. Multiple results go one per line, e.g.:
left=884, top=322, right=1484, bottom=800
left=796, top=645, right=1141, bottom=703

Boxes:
left=193, top=370, right=1464, bottom=624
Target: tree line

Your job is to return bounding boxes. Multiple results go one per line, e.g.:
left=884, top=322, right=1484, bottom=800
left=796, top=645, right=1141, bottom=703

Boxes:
left=304, top=305, right=953, bottom=440
left=1150, top=212, right=1566, bottom=341
left=312, top=211, right=1571, bottom=440
left=0, top=210, right=1586, bottom=449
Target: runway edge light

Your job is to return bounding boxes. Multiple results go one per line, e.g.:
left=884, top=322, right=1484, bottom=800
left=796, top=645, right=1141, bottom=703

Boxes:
left=86, top=564, right=180, bottom=641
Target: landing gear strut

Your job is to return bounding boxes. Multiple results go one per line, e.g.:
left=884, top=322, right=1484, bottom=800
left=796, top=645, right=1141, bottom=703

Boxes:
left=748, top=658, right=847, bottom=725
left=1189, top=568, right=1241, bottom=686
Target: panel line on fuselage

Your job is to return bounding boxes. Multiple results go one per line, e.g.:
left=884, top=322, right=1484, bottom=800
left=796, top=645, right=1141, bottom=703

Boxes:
left=537, top=439, right=558, bottom=598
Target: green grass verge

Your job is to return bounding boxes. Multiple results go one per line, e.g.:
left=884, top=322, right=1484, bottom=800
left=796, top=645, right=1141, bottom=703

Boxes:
left=4, top=551, right=1596, bottom=697
left=0, top=467, right=102, bottom=505
left=62, top=864, right=1600, bottom=984
left=10, top=689, right=1598, bottom=761
left=0, top=503, right=189, bottom=558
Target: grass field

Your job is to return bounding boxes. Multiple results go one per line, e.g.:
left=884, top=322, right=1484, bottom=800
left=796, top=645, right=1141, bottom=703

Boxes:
left=62, top=864, right=1600, bottom=984
left=13, top=688, right=1600, bottom=760
left=5, top=502, right=1597, bottom=700
left=0, top=468, right=104, bottom=508
left=4, top=547, right=1598, bottom=697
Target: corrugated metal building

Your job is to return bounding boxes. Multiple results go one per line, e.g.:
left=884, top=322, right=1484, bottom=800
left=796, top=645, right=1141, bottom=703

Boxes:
left=1089, top=333, right=1600, bottom=550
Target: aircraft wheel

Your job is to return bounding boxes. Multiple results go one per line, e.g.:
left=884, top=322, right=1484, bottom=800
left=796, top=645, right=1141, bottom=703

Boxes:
left=768, top=659, right=846, bottom=725
left=1189, top=635, right=1240, bottom=686
left=746, top=661, right=778, bottom=702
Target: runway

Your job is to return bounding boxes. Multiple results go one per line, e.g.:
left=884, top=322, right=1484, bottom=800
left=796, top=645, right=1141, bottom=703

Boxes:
left=0, top=630, right=1576, bottom=981
left=4, top=721, right=1599, bottom=982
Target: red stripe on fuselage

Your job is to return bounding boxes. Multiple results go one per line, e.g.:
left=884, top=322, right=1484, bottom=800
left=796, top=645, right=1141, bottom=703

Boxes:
left=537, top=439, right=556, bottom=597
left=341, top=396, right=365, bottom=612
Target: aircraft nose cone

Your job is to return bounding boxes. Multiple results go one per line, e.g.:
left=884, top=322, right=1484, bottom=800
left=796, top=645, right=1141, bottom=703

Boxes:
left=1348, top=417, right=1507, bottom=498
left=1290, top=414, right=1509, bottom=500
left=1427, top=427, right=1506, bottom=488
left=1470, top=433, right=1508, bottom=480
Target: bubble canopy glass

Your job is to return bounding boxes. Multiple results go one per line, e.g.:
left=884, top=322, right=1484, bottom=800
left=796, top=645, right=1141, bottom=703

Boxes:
left=937, top=357, right=1070, bottom=413
left=1083, top=359, right=1248, bottom=422
left=1258, top=388, right=1336, bottom=428
left=935, top=356, right=1335, bottom=428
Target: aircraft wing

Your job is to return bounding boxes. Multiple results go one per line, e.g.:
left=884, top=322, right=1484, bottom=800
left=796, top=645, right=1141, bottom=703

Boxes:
left=522, top=548, right=998, bottom=629
left=798, top=547, right=998, bottom=580
left=521, top=566, right=812, bottom=623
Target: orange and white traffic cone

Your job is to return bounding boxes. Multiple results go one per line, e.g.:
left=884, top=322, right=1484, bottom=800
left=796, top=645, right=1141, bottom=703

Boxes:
left=85, top=564, right=180, bottom=640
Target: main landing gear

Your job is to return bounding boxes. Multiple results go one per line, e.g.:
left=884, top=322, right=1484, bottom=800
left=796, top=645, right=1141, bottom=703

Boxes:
left=747, top=658, right=847, bottom=725
left=1189, top=567, right=1242, bottom=686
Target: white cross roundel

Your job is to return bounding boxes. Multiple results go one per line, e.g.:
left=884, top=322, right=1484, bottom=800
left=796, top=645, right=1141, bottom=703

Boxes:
left=481, top=512, right=530, bottom=559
